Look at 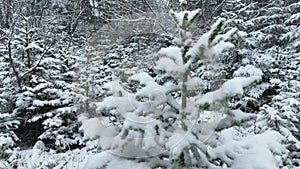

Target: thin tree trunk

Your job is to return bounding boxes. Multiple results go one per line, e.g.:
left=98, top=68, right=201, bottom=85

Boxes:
left=181, top=69, right=189, bottom=131
left=8, top=32, right=22, bottom=89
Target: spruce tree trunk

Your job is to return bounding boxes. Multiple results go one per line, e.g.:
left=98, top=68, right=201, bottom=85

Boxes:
left=181, top=69, right=189, bottom=131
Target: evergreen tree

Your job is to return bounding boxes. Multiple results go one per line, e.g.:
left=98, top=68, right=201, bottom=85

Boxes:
left=0, top=15, right=83, bottom=151
left=221, top=0, right=300, bottom=167
left=0, top=27, right=20, bottom=158
left=79, top=1, right=274, bottom=168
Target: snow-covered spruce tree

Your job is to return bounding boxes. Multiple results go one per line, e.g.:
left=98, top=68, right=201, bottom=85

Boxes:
left=0, top=29, right=20, bottom=158
left=220, top=0, right=300, bottom=167
left=80, top=1, right=270, bottom=168
left=73, top=43, right=108, bottom=118
left=0, top=16, right=82, bottom=150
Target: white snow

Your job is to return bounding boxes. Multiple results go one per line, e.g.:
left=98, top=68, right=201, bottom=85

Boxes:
left=270, top=78, right=282, bottom=84
left=208, top=129, right=286, bottom=169
left=6, top=146, right=92, bottom=169
left=231, top=131, right=286, bottom=169
left=233, top=65, right=263, bottom=77
left=25, top=42, right=43, bottom=52
left=155, top=57, right=186, bottom=75
left=213, top=42, right=235, bottom=54
left=84, top=151, right=150, bottom=169
left=80, top=117, right=118, bottom=149
left=285, top=13, right=300, bottom=24
left=170, top=9, right=201, bottom=27
left=158, top=46, right=183, bottom=65
left=129, top=72, right=155, bottom=84
left=198, top=76, right=262, bottom=105
left=179, top=0, right=187, bottom=5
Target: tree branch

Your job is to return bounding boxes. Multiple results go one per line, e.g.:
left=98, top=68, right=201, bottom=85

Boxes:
left=20, top=43, right=53, bottom=79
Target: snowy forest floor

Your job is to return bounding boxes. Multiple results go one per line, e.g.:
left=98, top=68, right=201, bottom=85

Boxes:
left=0, top=147, right=94, bottom=169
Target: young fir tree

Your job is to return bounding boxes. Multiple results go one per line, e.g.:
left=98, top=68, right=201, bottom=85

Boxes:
left=79, top=1, right=283, bottom=168
left=73, top=43, right=107, bottom=118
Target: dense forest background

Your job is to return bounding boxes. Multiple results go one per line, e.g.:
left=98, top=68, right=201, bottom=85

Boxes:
left=0, top=0, right=299, bottom=168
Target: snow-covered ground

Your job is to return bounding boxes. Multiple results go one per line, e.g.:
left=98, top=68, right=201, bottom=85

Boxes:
left=1, top=147, right=92, bottom=169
